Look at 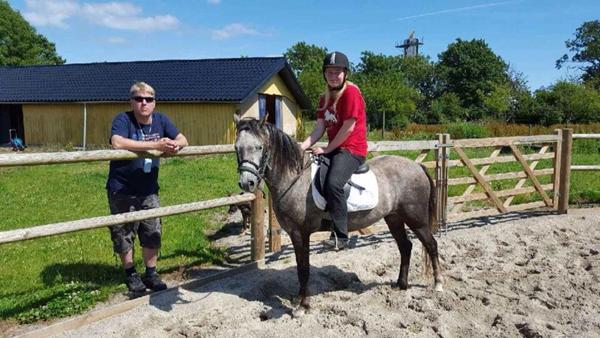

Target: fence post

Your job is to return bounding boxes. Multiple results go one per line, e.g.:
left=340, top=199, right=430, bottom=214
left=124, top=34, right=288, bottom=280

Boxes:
left=251, top=188, right=265, bottom=261
left=553, top=129, right=563, bottom=210
left=268, top=193, right=281, bottom=252
left=435, top=134, right=443, bottom=230
left=558, top=128, right=572, bottom=214
left=441, top=133, right=450, bottom=232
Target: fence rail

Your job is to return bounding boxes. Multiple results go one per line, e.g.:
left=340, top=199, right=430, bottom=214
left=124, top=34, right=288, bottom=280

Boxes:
left=1, top=129, right=594, bottom=257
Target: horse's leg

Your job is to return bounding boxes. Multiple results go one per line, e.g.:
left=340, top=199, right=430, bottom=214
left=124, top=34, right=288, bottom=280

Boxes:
left=385, top=214, right=412, bottom=289
left=405, top=214, right=444, bottom=292
left=289, top=229, right=311, bottom=308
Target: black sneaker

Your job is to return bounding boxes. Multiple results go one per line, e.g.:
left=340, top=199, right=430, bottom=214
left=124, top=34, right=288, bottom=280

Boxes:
left=142, top=272, right=167, bottom=291
left=125, top=272, right=146, bottom=293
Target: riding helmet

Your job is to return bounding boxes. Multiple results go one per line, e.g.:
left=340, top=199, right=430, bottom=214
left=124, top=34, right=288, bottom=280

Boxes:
left=322, top=51, right=349, bottom=72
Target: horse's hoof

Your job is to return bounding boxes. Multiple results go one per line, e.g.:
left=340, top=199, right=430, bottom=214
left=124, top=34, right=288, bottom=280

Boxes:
left=394, top=280, right=409, bottom=290
left=292, top=306, right=306, bottom=318
left=434, top=283, right=444, bottom=292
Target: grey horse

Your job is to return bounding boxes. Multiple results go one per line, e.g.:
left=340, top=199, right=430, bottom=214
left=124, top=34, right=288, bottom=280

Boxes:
left=234, top=116, right=443, bottom=310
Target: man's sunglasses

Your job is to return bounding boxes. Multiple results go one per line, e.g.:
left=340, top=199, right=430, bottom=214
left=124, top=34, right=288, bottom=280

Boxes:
left=131, top=96, right=155, bottom=103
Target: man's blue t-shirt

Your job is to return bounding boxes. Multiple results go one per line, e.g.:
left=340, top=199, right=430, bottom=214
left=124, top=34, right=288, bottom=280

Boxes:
left=106, top=111, right=180, bottom=195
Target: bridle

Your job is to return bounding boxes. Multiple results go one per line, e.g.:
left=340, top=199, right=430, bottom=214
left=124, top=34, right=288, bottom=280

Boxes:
left=236, top=143, right=271, bottom=183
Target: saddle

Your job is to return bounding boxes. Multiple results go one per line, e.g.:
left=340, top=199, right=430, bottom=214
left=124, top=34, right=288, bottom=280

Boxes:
left=311, top=155, right=379, bottom=212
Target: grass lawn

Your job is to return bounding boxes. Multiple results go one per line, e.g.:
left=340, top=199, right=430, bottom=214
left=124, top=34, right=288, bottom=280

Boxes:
left=1, top=137, right=599, bottom=324
left=0, top=154, right=240, bottom=323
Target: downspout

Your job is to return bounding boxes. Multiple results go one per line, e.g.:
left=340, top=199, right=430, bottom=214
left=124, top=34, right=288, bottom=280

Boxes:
left=82, top=102, right=87, bottom=150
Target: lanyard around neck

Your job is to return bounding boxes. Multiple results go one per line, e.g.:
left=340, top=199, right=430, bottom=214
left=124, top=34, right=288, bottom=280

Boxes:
left=136, top=121, right=152, bottom=139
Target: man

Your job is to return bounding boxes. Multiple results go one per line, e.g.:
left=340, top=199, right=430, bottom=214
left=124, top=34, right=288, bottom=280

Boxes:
left=106, top=81, right=188, bottom=294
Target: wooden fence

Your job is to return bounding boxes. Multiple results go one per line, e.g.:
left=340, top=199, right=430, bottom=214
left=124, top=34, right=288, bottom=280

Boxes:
left=0, top=129, right=581, bottom=261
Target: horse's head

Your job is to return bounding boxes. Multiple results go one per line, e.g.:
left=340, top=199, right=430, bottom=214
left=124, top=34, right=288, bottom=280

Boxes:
left=234, top=115, right=270, bottom=192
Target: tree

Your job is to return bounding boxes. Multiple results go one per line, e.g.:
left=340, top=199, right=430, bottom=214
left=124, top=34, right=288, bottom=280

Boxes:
left=354, top=52, right=421, bottom=129
left=437, top=38, right=510, bottom=117
left=284, top=42, right=328, bottom=117
left=534, top=81, right=600, bottom=125
left=0, top=0, right=65, bottom=65
left=556, top=20, right=600, bottom=89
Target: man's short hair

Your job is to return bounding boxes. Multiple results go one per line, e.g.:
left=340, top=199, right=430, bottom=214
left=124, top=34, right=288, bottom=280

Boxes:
left=129, top=81, right=155, bottom=97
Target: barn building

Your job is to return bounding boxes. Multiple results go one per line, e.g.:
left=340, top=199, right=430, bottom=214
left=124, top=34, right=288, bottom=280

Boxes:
left=0, top=57, right=311, bottom=148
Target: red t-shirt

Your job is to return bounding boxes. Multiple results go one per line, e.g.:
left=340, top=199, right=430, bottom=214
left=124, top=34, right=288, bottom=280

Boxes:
left=316, top=84, right=367, bottom=157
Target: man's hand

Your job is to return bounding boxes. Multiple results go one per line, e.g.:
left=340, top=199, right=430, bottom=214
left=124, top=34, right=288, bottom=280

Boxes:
left=156, top=138, right=180, bottom=154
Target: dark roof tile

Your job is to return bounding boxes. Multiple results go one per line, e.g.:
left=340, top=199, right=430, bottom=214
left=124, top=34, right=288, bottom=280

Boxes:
left=0, top=57, right=310, bottom=109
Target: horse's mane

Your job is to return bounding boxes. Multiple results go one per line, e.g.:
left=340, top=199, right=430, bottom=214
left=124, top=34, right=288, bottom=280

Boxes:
left=237, top=119, right=304, bottom=176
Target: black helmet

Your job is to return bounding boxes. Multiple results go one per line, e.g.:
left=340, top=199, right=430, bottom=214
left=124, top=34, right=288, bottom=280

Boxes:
left=322, top=51, right=349, bottom=72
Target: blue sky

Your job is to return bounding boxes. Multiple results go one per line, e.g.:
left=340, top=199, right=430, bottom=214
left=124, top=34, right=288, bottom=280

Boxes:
left=7, top=0, right=600, bottom=91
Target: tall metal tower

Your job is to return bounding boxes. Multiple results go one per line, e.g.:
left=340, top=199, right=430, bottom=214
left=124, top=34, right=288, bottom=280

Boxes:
left=396, top=31, right=423, bottom=57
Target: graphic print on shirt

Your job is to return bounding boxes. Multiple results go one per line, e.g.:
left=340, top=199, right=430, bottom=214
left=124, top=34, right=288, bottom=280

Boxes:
left=324, top=109, right=338, bottom=125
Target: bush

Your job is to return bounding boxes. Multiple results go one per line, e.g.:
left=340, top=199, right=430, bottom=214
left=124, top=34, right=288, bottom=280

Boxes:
left=445, top=122, right=489, bottom=139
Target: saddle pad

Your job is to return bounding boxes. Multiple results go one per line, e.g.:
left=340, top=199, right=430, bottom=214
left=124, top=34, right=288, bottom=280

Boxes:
left=311, top=161, right=379, bottom=212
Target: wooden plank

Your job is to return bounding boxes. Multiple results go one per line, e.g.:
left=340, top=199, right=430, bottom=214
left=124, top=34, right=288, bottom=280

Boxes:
left=251, top=188, right=265, bottom=261
left=415, top=149, right=430, bottom=163
left=448, top=184, right=554, bottom=203
left=504, top=145, right=548, bottom=207
left=440, top=134, right=450, bottom=231
left=453, top=146, right=508, bottom=213
left=558, top=129, right=573, bottom=214
left=452, top=147, right=501, bottom=213
left=0, top=194, right=256, bottom=245
left=553, top=129, right=563, bottom=210
left=0, top=145, right=236, bottom=168
left=268, top=193, right=281, bottom=253
left=509, top=144, right=553, bottom=207
left=507, top=201, right=546, bottom=212
left=573, top=134, right=600, bottom=139
left=448, top=168, right=554, bottom=185
left=445, top=152, right=554, bottom=168
left=367, top=140, right=438, bottom=151
left=421, top=160, right=436, bottom=169
left=453, top=134, right=559, bottom=147
left=19, top=260, right=263, bottom=338
left=571, top=165, right=600, bottom=171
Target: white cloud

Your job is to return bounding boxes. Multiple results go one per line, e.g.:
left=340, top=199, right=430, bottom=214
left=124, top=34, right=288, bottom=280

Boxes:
left=23, top=0, right=79, bottom=28
left=211, top=23, right=260, bottom=40
left=80, top=2, right=179, bottom=31
left=207, top=0, right=221, bottom=4
left=22, top=0, right=180, bottom=31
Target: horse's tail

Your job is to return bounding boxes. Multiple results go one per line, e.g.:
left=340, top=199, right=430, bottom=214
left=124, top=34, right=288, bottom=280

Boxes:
left=420, top=163, right=438, bottom=276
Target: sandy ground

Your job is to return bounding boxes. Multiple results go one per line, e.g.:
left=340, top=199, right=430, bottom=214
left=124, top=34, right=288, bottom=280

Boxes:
left=16, top=208, right=600, bottom=337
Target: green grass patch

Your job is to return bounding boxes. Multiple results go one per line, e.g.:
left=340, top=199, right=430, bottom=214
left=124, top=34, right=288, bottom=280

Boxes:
left=0, top=154, right=239, bottom=323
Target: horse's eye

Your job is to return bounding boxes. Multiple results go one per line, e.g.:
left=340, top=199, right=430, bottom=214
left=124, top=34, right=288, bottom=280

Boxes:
left=257, top=145, right=263, bottom=151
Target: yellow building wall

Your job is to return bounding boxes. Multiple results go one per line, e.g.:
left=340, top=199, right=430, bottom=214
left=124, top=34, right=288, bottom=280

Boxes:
left=23, top=104, right=84, bottom=145
left=22, top=74, right=299, bottom=146
left=238, top=74, right=301, bottom=137
left=23, top=102, right=238, bottom=147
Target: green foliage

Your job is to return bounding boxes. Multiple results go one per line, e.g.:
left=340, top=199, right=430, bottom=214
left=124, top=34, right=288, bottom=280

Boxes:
left=556, top=20, right=600, bottom=88
left=436, top=38, right=510, bottom=115
left=0, top=0, right=65, bottom=65
left=284, top=42, right=328, bottom=117
left=444, top=122, right=489, bottom=139
left=534, top=81, right=600, bottom=125
left=354, top=52, right=421, bottom=129
left=429, top=92, right=465, bottom=123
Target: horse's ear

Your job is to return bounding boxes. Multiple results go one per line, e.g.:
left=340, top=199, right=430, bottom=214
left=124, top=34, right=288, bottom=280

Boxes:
left=259, top=112, right=269, bottom=127
left=233, top=113, right=241, bottom=125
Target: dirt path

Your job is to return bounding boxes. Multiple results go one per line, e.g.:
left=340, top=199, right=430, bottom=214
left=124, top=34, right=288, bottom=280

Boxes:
left=17, top=208, right=600, bottom=337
